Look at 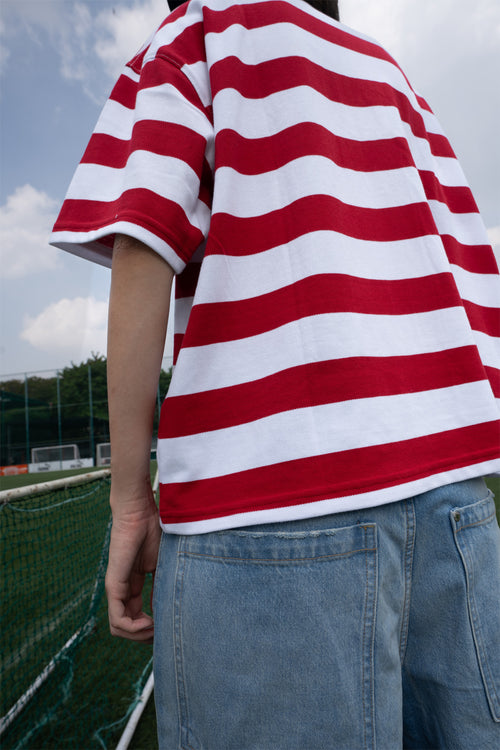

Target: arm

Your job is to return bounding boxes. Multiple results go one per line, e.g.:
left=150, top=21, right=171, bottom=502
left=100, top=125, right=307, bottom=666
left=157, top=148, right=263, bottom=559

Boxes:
left=105, top=234, right=173, bottom=642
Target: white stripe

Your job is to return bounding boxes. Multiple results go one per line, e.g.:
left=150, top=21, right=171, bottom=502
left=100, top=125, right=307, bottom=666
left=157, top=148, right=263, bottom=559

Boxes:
left=65, top=152, right=210, bottom=236
left=160, top=464, right=500, bottom=534
left=431, top=155, right=467, bottom=188
left=67, top=152, right=196, bottom=202
left=212, top=88, right=462, bottom=185
left=191, top=233, right=448, bottom=305
left=214, top=86, right=406, bottom=141
left=418, top=105, right=446, bottom=138
left=121, top=65, right=140, bottom=84
left=158, top=381, right=496, bottom=482
left=451, top=264, right=500, bottom=309
left=174, top=296, right=194, bottom=335
left=93, top=97, right=136, bottom=141
left=207, top=21, right=418, bottom=104
left=67, top=151, right=196, bottom=201
left=94, top=82, right=212, bottom=141
left=428, top=200, right=490, bottom=247
left=213, top=158, right=424, bottom=216
left=143, top=10, right=201, bottom=62
left=169, top=307, right=473, bottom=396
left=473, top=330, right=500, bottom=372
left=183, top=60, right=213, bottom=108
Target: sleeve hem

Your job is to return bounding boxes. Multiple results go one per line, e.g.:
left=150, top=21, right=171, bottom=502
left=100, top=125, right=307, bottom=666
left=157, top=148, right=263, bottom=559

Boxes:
left=50, top=221, right=188, bottom=274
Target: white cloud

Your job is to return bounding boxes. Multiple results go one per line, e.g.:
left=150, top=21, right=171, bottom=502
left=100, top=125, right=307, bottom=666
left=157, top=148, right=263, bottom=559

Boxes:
left=52, top=0, right=167, bottom=102
left=341, top=0, right=499, bottom=100
left=94, top=0, right=167, bottom=81
left=2, top=0, right=168, bottom=103
left=21, top=296, right=108, bottom=358
left=0, top=17, right=9, bottom=75
left=0, top=185, right=60, bottom=278
left=341, top=0, right=500, bottom=81
left=57, top=2, right=96, bottom=93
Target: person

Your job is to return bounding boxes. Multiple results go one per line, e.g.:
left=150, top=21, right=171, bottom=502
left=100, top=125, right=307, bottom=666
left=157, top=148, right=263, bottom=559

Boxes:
left=51, top=0, right=500, bottom=747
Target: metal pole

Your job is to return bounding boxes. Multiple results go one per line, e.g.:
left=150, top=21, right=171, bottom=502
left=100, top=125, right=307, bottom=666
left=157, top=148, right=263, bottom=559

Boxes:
left=24, top=374, right=30, bottom=465
left=88, top=364, right=95, bottom=465
left=115, top=670, right=154, bottom=750
left=56, top=372, right=62, bottom=469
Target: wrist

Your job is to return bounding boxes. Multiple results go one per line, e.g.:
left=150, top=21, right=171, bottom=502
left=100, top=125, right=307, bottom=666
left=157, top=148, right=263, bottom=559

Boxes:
left=109, top=471, right=157, bottom=514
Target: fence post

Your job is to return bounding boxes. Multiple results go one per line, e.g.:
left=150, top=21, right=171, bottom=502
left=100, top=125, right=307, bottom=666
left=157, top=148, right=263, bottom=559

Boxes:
left=88, top=365, right=95, bottom=464
left=56, top=371, right=62, bottom=469
left=24, top=374, right=30, bottom=465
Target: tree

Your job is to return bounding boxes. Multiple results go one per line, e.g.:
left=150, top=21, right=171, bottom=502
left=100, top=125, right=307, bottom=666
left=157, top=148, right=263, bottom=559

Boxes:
left=0, top=355, right=173, bottom=465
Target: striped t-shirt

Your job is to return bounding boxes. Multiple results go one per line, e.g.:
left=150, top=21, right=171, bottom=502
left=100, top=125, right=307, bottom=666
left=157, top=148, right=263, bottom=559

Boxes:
left=51, top=0, right=500, bottom=534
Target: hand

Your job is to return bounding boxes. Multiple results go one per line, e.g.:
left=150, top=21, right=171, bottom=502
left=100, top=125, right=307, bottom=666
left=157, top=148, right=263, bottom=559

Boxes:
left=105, top=488, right=161, bottom=643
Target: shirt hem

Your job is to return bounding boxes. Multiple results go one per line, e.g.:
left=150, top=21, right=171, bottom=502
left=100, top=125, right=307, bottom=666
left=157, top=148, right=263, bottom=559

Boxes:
left=159, top=457, right=500, bottom=534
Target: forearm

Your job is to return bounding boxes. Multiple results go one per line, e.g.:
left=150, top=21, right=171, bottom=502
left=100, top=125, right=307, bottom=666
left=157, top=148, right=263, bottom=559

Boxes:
left=107, top=234, right=173, bottom=510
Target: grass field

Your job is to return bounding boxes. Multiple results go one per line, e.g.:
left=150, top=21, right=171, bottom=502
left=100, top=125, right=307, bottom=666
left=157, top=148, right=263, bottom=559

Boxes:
left=1, top=468, right=158, bottom=750
left=2, top=468, right=498, bottom=749
left=0, top=465, right=107, bottom=492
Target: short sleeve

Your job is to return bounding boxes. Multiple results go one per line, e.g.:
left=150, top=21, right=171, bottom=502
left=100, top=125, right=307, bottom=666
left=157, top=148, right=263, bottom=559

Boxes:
left=50, top=48, right=213, bottom=274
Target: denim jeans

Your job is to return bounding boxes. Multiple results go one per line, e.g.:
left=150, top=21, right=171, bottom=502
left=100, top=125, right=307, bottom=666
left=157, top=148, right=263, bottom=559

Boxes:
left=153, top=478, right=500, bottom=749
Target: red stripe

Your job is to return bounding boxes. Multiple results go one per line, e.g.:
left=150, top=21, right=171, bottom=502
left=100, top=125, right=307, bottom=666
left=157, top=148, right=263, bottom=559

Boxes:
left=210, top=195, right=437, bottom=255
left=204, top=2, right=400, bottom=69
left=156, top=22, right=207, bottom=67
left=53, top=190, right=204, bottom=263
left=126, top=2, right=193, bottom=74
left=159, top=0, right=189, bottom=27
left=109, top=72, right=138, bottom=109
left=484, top=366, right=500, bottom=398
left=426, top=132, right=455, bottom=159
left=463, top=300, right=500, bottom=338
left=141, top=55, right=209, bottom=114
left=442, top=235, right=499, bottom=274
left=81, top=122, right=207, bottom=173
left=181, top=273, right=460, bottom=347
left=173, top=333, right=184, bottom=365
left=199, top=158, right=214, bottom=208
left=215, top=126, right=415, bottom=174
left=211, top=56, right=428, bottom=143
left=176, top=261, right=201, bottom=299
left=416, top=94, right=433, bottom=113
left=159, top=421, right=500, bottom=524
left=419, top=171, right=478, bottom=214
left=159, top=347, right=486, bottom=438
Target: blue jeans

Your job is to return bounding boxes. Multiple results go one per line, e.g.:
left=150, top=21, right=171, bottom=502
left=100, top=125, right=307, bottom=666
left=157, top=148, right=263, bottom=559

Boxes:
left=153, top=478, right=500, bottom=749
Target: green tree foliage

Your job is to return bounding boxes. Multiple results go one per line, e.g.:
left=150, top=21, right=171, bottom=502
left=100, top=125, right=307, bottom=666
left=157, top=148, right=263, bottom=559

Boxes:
left=0, top=356, right=172, bottom=466
left=59, top=353, right=108, bottom=419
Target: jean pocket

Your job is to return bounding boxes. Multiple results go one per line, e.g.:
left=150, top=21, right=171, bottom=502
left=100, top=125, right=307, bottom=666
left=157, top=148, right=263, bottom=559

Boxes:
left=174, top=522, right=378, bottom=750
left=451, top=492, right=500, bottom=721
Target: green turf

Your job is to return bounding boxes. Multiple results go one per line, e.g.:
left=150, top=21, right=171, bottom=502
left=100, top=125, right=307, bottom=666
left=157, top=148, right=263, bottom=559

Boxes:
left=1, top=468, right=158, bottom=749
left=0, top=465, right=105, bottom=492
left=0, top=462, right=159, bottom=493
left=129, top=692, right=158, bottom=750
left=2, top=471, right=498, bottom=748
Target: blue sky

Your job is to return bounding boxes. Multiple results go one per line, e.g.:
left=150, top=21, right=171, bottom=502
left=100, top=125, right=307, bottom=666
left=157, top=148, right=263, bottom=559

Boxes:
left=1, top=0, right=499, bottom=379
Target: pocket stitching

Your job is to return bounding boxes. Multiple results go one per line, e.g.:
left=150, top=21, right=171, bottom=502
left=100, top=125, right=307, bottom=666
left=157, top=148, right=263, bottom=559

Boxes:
left=453, top=511, right=500, bottom=722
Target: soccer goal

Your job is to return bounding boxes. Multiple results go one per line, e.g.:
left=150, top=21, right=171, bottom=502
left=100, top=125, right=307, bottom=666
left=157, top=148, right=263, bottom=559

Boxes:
left=29, top=445, right=93, bottom=473
left=31, top=444, right=81, bottom=464
left=96, top=443, right=111, bottom=467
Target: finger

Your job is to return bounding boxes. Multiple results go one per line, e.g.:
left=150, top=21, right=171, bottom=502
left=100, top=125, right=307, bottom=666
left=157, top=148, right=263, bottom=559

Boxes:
left=108, top=602, right=155, bottom=641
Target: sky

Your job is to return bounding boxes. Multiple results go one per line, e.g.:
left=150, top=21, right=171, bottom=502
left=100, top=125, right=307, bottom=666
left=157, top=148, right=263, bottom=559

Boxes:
left=1, top=0, right=499, bottom=380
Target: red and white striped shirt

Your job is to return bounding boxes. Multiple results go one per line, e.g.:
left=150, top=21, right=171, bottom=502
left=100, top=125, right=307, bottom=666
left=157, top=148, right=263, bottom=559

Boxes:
left=51, top=0, right=500, bottom=534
